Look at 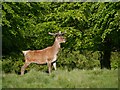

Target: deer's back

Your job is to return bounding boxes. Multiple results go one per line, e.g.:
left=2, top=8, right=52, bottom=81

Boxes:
left=24, top=47, right=56, bottom=64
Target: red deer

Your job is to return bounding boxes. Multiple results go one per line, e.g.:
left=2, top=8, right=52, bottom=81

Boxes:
left=21, top=31, right=66, bottom=75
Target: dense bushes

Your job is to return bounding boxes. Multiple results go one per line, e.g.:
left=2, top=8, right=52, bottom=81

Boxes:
left=2, top=50, right=119, bottom=74
left=57, top=50, right=100, bottom=70
left=111, top=52, right=120, bottom=69
left=2, top=54, right=24, bottom=74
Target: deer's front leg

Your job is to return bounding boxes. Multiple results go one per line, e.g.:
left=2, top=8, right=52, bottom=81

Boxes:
left=47, top=61, right=52, bottom=74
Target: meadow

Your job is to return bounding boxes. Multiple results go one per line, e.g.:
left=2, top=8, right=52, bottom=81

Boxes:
left=2, top=68, right=118, bottom=88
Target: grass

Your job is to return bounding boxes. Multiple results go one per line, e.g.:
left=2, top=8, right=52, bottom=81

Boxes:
left=2, top=68, right=118, bottom=88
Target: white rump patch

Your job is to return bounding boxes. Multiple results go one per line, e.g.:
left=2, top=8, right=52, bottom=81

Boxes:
left=22, top=50, right=29, bottom=56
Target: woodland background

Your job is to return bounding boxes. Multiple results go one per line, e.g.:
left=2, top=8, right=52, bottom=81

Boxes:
left=2, top=2, right=120, bottom=74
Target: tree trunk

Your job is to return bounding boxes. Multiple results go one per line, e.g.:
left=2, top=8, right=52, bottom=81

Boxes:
left=100, top=38, right=111, bottom=69
left=100, top=50, right=111, bottom=69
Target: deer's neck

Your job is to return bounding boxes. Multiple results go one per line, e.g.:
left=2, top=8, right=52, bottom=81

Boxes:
left=52, top=40, right=60, bottom=54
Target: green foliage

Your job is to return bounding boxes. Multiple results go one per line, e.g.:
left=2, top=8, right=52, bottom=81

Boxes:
left=2, top=55, right=23, bottom=74
left=2, top=2, right=120, bottom=51
left=111, top=52, right=120, bottom=69
left=2, top=2, right=120, bottom=52
left=2, top=69, right=118, bottom=88
left=87, top=2, right=120, bottom=51
left=2, top=2, right=120, bottom=73
left=58, top=50, right=100, bottom=70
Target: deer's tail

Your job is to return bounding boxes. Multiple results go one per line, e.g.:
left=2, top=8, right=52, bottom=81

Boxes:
left=22, top=50, right=30, bottom=56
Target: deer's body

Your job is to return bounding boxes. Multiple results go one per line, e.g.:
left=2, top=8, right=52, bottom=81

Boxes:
left=21, top=31, right=65, bottom=75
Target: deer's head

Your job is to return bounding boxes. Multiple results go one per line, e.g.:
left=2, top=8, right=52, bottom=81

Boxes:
left=48, top=31, right=66, bottom=43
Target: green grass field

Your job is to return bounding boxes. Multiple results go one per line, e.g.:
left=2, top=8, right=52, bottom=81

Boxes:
left=2, top=68, right=118, bottom=88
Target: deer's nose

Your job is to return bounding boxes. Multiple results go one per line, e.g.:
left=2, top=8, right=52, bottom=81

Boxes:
left=64, top=38, right=66, bottom=42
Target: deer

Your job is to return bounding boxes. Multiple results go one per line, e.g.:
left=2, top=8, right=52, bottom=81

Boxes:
left=21, top=31, right=66, bottom=75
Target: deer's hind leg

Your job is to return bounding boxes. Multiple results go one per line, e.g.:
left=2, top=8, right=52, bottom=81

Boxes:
left=21, top=62, right=30, bottom=75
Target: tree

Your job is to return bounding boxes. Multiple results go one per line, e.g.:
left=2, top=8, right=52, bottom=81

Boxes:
left=85, top=2, right=120, bottom=69
left=2, top=2, right=51, bottom=55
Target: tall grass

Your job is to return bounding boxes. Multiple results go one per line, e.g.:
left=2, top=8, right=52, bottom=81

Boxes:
left=2, top=68, right=118, bottom=88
